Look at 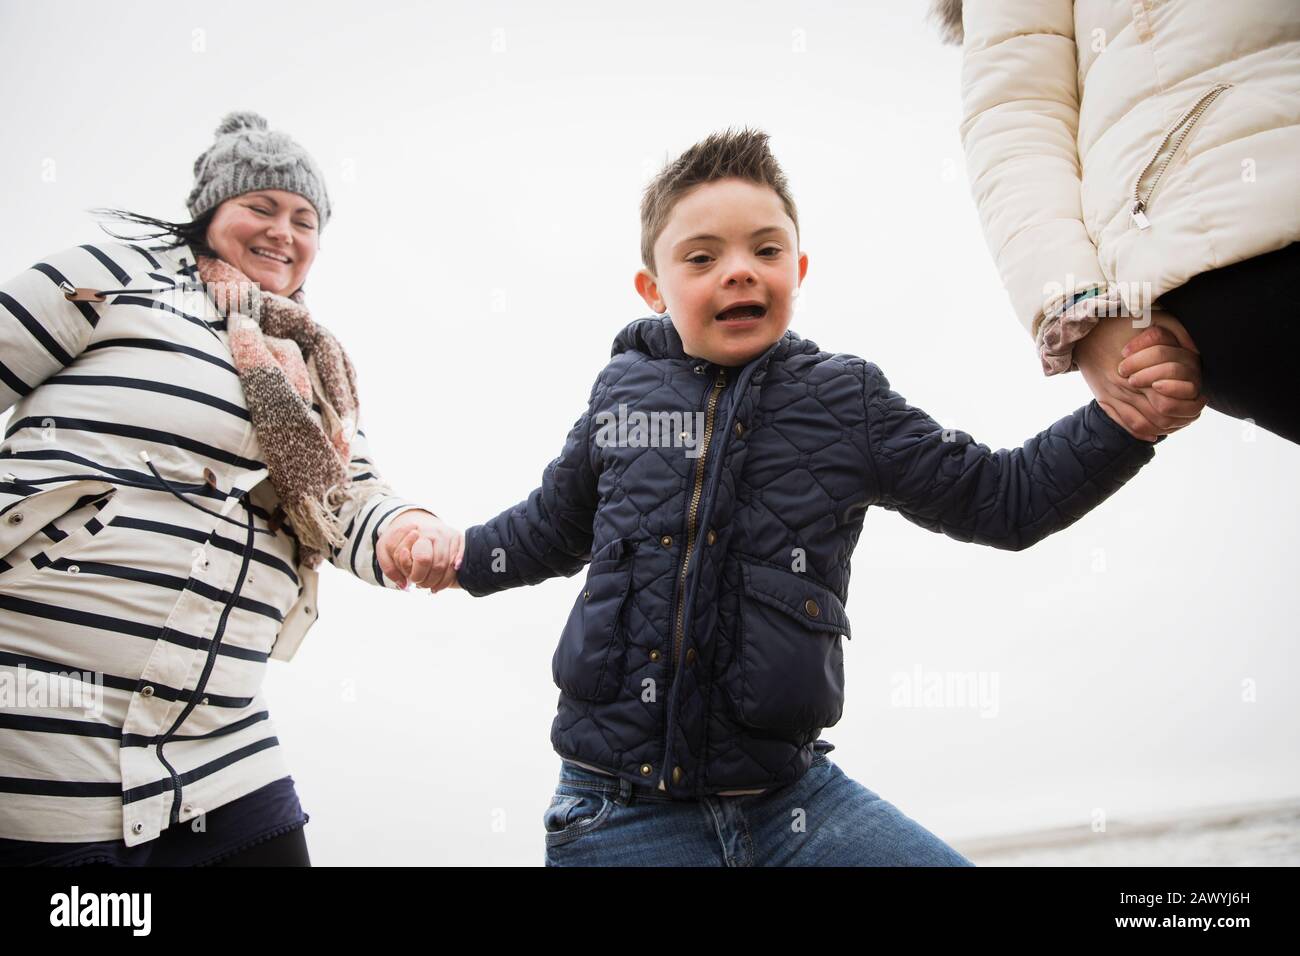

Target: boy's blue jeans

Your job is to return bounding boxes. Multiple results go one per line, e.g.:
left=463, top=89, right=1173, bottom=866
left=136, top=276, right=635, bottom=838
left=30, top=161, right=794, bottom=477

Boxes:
left=543, top=741, right=974, bottom=866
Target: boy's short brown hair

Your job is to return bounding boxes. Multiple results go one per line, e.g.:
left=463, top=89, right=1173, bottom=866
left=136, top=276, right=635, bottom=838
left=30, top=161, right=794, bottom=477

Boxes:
left=639, top=127, right=799, bottom=273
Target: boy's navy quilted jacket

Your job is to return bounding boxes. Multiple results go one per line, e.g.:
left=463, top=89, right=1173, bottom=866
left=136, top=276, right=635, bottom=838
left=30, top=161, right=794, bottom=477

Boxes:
left=457, top=315, right=1156, bottom=798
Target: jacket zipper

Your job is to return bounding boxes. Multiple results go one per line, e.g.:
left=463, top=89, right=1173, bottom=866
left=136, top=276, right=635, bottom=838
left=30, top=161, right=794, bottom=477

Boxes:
left=670, top=367, right=726, bottom=687
left=658, top=367, right=726, bottom=791
left=1130, top=83, right=1232, bottom=229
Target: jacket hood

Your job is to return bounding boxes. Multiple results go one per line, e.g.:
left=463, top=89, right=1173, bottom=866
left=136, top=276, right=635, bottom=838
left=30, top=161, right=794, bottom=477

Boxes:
left=610, top=314, right=822, bottom=367
left=929, top=0, right=963, bottom=44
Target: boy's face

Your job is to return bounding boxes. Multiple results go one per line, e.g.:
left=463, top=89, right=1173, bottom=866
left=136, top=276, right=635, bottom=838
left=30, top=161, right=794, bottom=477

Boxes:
left=635, top=178, right=808, bottom=367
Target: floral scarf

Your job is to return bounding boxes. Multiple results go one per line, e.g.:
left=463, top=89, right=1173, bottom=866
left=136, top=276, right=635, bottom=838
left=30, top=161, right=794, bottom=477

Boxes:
left=197, top=255, right=389, bottom=566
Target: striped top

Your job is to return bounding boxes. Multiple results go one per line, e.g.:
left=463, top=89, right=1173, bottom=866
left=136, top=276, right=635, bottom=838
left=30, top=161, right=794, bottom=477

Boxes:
left=0, top=241, right=422, bottom=846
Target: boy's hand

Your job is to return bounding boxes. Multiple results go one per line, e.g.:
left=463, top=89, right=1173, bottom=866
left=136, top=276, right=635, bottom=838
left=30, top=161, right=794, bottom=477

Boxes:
left=1110, top=317, right=1207, bottom=440
left=376, top=510, right=464, bottom=591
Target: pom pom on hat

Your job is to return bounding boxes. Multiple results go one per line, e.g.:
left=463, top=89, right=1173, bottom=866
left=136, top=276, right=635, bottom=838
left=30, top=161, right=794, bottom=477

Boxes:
left=216, top=110, right=269, bottom=136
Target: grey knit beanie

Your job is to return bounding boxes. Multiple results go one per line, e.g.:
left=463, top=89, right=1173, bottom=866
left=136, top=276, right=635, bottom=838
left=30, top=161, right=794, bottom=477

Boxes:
left=187, top=111, right=332, bottom=228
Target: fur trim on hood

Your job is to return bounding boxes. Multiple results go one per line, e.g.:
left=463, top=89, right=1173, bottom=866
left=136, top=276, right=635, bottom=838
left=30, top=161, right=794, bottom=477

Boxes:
left=929, top=0, right=963, bottom=45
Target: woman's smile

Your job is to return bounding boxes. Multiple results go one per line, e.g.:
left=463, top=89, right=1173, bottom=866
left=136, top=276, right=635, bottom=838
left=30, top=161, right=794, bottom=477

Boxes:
left=250, top=245, right=292, bottom=264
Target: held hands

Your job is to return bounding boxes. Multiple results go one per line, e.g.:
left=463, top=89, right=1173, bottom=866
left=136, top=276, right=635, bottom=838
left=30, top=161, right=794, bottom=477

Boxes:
left=375, top=510, right=465, bottom=592
left=1074, top=309, right=1207, bottom=442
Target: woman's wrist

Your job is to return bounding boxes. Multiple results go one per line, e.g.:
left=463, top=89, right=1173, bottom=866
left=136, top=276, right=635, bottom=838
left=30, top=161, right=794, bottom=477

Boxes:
left=385, top=508, right=440, bottom=534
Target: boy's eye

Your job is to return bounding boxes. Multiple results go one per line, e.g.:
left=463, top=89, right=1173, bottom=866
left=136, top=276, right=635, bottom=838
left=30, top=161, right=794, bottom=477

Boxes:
left=758, top=246, right=781, bottom=257
left=686, top=254, right=713, bottom=265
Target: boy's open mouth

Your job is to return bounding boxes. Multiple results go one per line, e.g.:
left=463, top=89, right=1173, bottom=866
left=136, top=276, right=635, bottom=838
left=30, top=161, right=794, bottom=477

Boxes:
left=715, top=303, right=767, bottom=322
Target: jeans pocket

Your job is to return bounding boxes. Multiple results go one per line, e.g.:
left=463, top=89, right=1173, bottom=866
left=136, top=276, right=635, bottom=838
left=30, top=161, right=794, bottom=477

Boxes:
left=543, top=789, right=614, bottom=848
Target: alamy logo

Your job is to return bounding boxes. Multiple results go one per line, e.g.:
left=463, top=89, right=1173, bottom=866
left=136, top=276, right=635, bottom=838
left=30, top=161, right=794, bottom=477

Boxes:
left=889, top=665, right=1000, bottom=718
left=49, top=886, right=151, bottom=936
left=593, top=404, right=708, bottom=458
left=0, top=664, right=103, bottom=717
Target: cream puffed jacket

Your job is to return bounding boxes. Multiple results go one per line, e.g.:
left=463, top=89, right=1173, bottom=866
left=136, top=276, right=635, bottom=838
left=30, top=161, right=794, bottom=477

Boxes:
left=936, top=0, right=1300, bottom=362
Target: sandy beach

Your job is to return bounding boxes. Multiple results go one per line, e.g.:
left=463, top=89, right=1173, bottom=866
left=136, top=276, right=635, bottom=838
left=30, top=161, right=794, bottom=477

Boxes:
left=953, top=798, right=1300, bottom=866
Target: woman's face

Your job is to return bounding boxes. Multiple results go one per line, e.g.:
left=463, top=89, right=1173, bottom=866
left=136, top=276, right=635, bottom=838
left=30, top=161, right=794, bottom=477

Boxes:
left=205, top=189, right=320, bottom=296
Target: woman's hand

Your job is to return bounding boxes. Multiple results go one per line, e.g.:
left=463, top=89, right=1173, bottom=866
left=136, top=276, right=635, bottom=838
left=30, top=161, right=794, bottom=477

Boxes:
left=376, top=510, right=464, bottom=591
left=1073, top=309, right=1206, bottom=441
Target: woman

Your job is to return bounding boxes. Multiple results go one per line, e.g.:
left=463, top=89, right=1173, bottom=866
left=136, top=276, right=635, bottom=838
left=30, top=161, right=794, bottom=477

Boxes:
left=0, top=112, right=457, bottom=865
left=933, top=0, right=1298, bottom=443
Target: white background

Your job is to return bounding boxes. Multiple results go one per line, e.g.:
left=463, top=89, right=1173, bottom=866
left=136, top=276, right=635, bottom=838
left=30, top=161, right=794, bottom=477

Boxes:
left=1, top=0, right=1296, bottom=865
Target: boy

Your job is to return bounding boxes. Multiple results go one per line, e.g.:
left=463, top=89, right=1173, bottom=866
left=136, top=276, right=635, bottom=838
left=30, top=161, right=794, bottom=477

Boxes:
left=384, top=129, right=1202, bottom=865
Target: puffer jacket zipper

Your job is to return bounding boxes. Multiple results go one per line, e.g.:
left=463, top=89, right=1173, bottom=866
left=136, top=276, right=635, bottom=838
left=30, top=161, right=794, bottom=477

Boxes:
left=1130, top=83, right=1232, bottom=229
left=657, top=367, right=726, bottom=792
left=670, top=367, right=726, bottom=686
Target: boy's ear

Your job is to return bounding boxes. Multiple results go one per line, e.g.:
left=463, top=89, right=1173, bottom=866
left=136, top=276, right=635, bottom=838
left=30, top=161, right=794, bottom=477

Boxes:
left=634, top=269, right=666, bottom=314
left=797, top=251, right=809, bottom=288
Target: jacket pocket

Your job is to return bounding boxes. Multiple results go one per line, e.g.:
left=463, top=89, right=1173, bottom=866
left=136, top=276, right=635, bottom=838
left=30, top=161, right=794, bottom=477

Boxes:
left=1129, top=83, right=1233, bottom=229
left=0, top=480, right=122, bottom=588
left=551, top=537, right=634, bottom=702
left=731, top=561, right=852, bottom=734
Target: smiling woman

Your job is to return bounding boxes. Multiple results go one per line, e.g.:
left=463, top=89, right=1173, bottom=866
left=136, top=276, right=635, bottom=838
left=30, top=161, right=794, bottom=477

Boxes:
left=204, top=190, right=320, bottom=298
left=94, top=112, right=327, bottom=299
left=0, top=110, right=455, bottom=867
left=93, top=190, right=318, bottom=299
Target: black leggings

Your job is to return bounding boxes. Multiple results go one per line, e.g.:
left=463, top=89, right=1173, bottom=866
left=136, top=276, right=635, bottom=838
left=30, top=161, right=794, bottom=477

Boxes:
left=1157, top=241, right=1300, bottom=445
left=56, top=826, right=311, bottom=867
left=210, top=825, right=311, bottom=867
